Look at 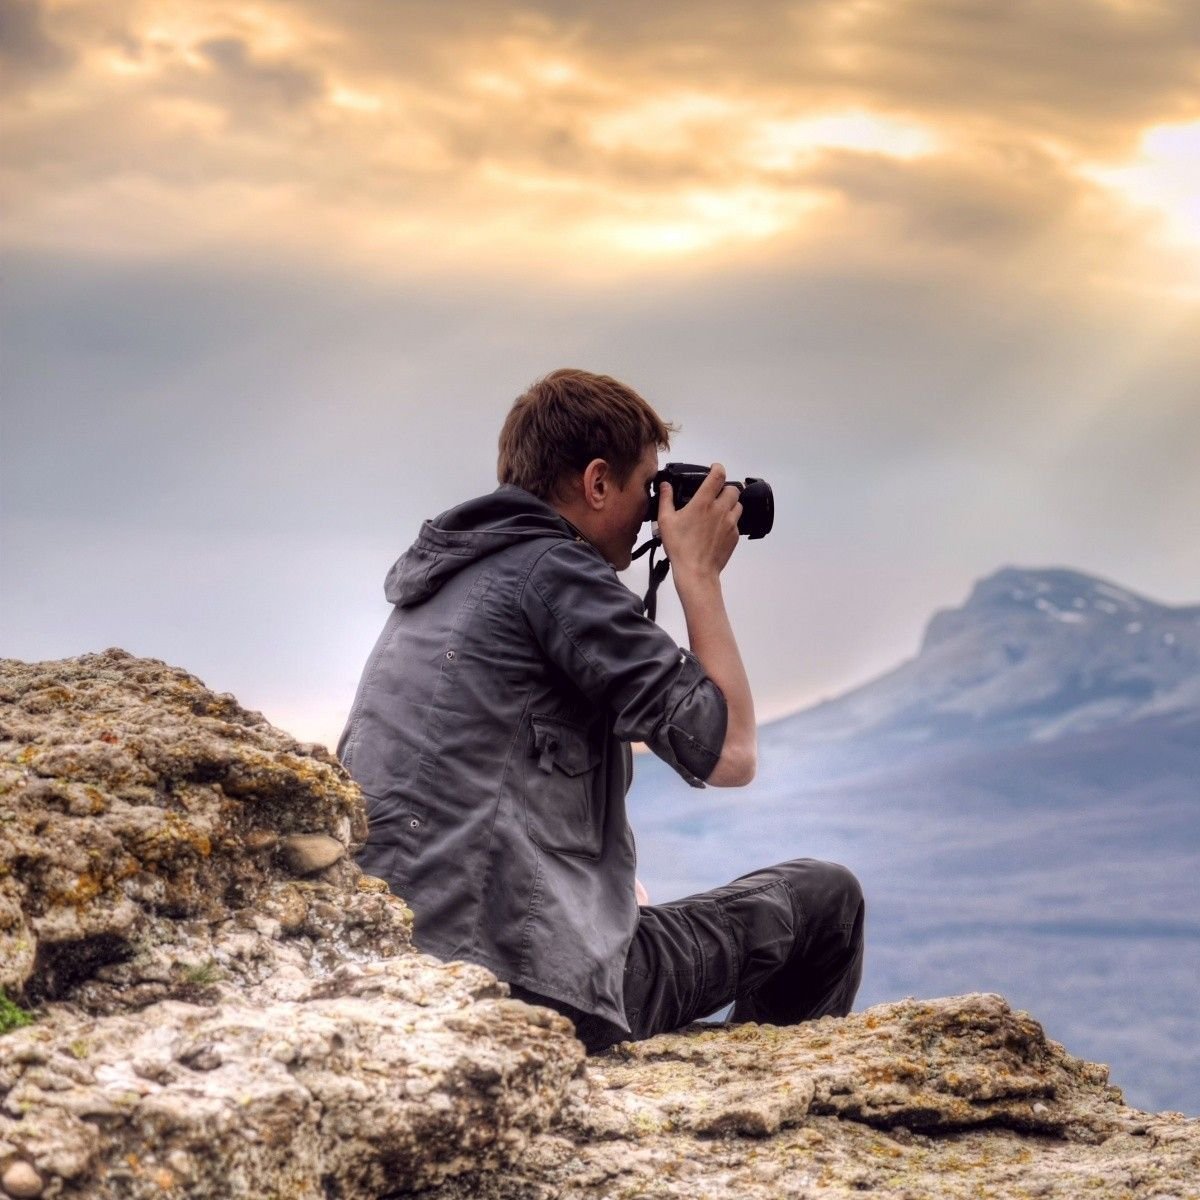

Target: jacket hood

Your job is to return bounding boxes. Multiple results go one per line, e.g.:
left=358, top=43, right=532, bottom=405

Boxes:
left=385, top=484, right=585, bottom=607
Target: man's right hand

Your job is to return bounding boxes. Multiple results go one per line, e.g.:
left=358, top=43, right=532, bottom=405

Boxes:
left=656, top=463, right=743, bottom=583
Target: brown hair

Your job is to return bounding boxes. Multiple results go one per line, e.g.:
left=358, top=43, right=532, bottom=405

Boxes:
left=498, top=368, right=678, bottom=501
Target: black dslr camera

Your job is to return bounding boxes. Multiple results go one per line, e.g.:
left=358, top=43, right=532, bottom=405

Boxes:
left=647, top=462, right=774, bottom=540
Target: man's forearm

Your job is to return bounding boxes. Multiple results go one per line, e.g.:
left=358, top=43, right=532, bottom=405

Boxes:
left=673, top=570, right=756, bottom=783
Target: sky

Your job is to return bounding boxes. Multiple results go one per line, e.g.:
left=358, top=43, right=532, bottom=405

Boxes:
left=3, top=0, right=1199, bottom=750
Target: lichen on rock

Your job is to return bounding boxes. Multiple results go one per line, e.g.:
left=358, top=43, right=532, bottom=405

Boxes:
left=1, top=650, right=1197, bottom=1200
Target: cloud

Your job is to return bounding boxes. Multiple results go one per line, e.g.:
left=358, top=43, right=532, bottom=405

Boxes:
left=191, top=34, right=325, bottom=114
left=0, top=0, right=74, bottom=91
left=275, top=0, right=1200, bottom=153
left=4, top=0, right=1199, bottom=286
left=823, top=0, right=1200, bottom=150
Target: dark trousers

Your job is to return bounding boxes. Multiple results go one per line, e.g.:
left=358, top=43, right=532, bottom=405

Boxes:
left=512, top=858, right=865, bottom=1053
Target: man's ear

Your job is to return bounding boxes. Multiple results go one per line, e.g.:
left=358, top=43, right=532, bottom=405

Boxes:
left=582, top=458, right=610, bottom=510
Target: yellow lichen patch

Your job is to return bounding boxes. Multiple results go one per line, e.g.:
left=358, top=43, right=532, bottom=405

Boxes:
left=23, top=686, right=76, bottom=712
left=173, top=814, right=212, bottom=858
left=865, top=1058, right=925, bottom=1083
left=52, top=871, right=105, bottom=910
left=130, top=812, right=213, bottom=863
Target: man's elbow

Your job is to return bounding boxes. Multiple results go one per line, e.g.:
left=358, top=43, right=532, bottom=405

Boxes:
left=705, top=743, right=757, bottom=787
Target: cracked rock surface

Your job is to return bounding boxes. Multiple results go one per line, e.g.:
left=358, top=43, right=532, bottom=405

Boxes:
left=1, top=651, right=1197, bottom=1199
left=420, top=997, right=1200, bottom=1199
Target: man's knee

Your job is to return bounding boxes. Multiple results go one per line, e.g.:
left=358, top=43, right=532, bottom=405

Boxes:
left=777, top=858, right=864, bottom=934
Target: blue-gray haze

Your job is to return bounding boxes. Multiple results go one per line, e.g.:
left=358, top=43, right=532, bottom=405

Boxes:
left=628, top=567, right=1200, bottom=1115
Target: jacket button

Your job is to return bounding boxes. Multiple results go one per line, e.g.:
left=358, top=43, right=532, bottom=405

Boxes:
left=409, top=818, right=420, bottom=829
left=445, top=650, right=456, bottom=660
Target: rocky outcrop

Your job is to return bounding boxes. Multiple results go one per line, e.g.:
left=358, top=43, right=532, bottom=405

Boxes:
left=0, top=651, right=582, bottom=1198
left=1, top=651, right=1197, bottom=1199
left=435, top=994, right=1200, bottom=1199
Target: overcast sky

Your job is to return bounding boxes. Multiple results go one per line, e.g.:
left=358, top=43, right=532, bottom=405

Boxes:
left=3, top=0, right=1198, bottom=748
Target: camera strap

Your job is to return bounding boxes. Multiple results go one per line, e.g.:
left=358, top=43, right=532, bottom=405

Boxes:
left=631, top=533, right=671, bottom=621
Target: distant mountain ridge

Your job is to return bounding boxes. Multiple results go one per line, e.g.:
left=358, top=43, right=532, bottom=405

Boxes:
left=766, top=567, right=1200, bottom=758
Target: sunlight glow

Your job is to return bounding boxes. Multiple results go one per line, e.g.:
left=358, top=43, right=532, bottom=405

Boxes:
left=528, top=58, right=580, bottom=87
left=750, top=112, right=940, bottom=169
left=107, top=54, right=151, bottom=76
left=464, top=51, right=587, bottom=99
left=467, top=71, right=526, bottom=98
left=330, top=87, right=384, bottom=114
left=600, top=187, right=823, bottom=256
left=588, top=92, right=743, bottom=154
left=1086, top=121, right=1200, bottom=250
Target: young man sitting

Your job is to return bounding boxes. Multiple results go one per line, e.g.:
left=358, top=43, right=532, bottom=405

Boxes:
left=338, top=368, right=864, bottom=1051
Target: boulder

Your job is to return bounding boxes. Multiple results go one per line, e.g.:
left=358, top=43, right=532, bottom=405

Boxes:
left=0, top=651, right=582, bottom=1199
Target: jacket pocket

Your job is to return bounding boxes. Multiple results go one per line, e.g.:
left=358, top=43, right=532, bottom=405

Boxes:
left=523, top=715, right=604, bottom=860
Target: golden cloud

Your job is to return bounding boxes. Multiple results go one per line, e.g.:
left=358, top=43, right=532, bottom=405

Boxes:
left=3, top=0, right=1198, bottom=287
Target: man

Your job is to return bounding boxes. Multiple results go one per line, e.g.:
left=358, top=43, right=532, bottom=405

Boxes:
left=338, top=368, right=864, bottom=1051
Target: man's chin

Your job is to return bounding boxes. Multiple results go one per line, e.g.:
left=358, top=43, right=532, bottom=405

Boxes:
left=609, top=537, right=640, bottom=572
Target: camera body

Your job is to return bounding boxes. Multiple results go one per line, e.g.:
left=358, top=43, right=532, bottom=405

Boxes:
left=647, top=462, right=774, bottom=540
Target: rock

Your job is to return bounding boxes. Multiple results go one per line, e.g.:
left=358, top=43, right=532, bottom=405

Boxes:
left=279, top=833, right=345, bottom=875
left=2, top=650, right=1198, bottom=1200
left=419, top=998, right=1200, bottom=1199
left=0, top=651, right=584, bottom=1199
left=243, top=828, right=278, bottom=852
left=583, top=993, right=1123, bottom=1141
left=0, top=649, right=368, bottom=1003
left=264, top=881, right=309, bottom=933
left=1, top=1162, right=43, bottom=1199
left=0, top=965, right=581, bottom=1198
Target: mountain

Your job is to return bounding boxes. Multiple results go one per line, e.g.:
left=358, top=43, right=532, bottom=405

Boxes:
left=758, top=566, right=1200, bottom=780
left=628, top=566, right=1200, bottom=1115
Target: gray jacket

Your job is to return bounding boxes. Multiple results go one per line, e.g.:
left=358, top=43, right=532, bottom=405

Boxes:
left=337, top=484, right=728, bottom=1030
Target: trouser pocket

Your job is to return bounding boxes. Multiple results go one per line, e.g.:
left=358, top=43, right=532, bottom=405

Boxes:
left=718, top=878, right=798, bottom=996
left=625, top=876, right=797, bottom=1040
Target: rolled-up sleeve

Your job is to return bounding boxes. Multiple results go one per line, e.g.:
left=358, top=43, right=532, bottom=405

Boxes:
left=521, top=539, right=728, bottom=787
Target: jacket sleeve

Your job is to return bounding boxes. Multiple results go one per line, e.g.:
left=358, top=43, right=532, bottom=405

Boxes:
left=520, top=539, right=728, bottom=787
